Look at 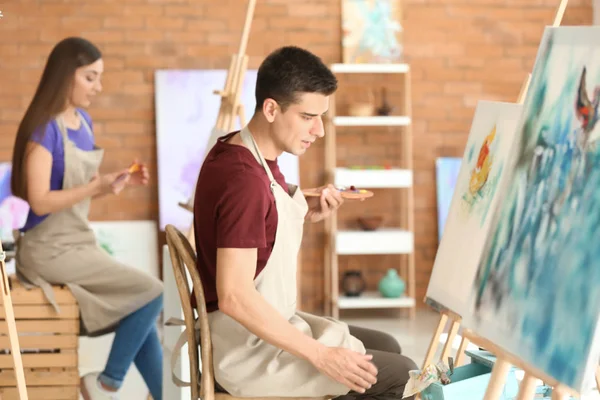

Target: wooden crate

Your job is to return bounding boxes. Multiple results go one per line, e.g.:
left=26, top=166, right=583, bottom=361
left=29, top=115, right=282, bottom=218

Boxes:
left=0, top=275, right=79, bottom=400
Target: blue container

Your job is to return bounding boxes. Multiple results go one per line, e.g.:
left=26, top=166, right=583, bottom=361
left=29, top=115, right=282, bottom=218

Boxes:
left=420, top=362, right=519, bottom=400
left=466, top=350, right=557, bottom=399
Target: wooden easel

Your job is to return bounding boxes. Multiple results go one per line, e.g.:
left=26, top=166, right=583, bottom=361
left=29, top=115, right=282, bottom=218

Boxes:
left=177, top=0, right=257, bottom=247
left=420, top=72, right=531, bottom=380
left=0, top=240, right=28, bottom=399
left=461, top=329, right=581, bottom=400
left=421, top=0, right=565, bottom=374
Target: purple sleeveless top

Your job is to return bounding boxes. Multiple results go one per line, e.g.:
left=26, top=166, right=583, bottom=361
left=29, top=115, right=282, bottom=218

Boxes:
left=20, top=109, right=95, bottom=232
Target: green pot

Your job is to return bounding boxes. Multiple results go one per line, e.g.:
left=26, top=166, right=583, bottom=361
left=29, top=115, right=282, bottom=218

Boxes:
left=378, top=269, right=405, bottom=298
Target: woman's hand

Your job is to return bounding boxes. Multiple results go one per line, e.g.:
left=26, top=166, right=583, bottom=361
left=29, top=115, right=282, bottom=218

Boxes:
left=90, top=169, right=130, bottom=196
left=126, top=160, right=149, bottom=186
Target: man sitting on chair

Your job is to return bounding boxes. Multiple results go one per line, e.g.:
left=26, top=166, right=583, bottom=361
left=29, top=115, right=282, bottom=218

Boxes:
left=192, top=45, right=418, bottom=400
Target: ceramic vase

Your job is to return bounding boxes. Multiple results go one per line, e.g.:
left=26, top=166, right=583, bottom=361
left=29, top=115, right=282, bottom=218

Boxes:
left=378, top=269, right=405, bottom=298
left=342, top=270, right=366, bottom=297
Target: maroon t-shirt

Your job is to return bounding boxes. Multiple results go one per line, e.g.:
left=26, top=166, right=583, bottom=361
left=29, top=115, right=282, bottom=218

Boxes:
left=193, top=131, right=289, bottom=312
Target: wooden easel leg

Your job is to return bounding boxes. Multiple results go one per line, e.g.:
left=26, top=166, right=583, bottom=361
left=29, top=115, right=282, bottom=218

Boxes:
left=421, top=312, right=448, bottom=369
left=440, top=318, right=460, bottom=363
left=238, top=104, right=247, bottom=128
left=596, top=366, right=600, bottom=393
left=551, top=386, right=567, bottom=400
left=483, top=357, right=511, bottom=400
left=454, top=334, right=470, bottom=366
left=552, top=0, right=569, bottom=27
left=0, top=243, right=28, bottom=400
left=516, top=373, right=537, bottom=400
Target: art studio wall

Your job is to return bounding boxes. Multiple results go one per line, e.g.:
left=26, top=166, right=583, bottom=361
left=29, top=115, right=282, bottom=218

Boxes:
left=0, top=0, right=593, bottom=313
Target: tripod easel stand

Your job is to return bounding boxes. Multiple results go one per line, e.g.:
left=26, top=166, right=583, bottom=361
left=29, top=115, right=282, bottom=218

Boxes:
left=177, top=0, right=257, bottom=247
left=421, top=0, right=565, bottom=373
left=0, top=240, right=28, bottom=399
left=461, top=329, right=579, bottom=400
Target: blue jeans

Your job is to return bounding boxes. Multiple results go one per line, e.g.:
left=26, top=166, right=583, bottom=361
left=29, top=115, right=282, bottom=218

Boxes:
left=99, top=294, right=163, bottom=400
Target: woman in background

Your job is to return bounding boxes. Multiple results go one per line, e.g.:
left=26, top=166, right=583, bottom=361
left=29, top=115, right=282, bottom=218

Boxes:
left=10, top=37, right=164, bottom=400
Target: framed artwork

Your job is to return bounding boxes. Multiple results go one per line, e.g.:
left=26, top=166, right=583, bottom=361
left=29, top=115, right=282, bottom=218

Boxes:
left=341, top=0, right=403, bottom=63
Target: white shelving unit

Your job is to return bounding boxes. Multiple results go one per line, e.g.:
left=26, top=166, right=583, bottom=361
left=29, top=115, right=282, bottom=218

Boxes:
left=334, top=168, right=412, bottom=188
left=333, top=116, right=411, bottom=126
left=324, top=63, right=416, bottom=318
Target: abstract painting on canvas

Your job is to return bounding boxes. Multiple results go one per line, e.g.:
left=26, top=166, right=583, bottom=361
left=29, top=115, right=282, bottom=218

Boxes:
left=341, top=0, right=403, bottom=63
left=467, top=26, right=600, bottom=393
left=425, top=101, right=523, bottom=315
left=154, top=70, right=300, bottom=232
left=0, top=162, right=29, bottom=241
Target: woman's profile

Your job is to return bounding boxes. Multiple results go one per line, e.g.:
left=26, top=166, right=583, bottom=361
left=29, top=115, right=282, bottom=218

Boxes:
left=10, top=37, right=164, bottom=400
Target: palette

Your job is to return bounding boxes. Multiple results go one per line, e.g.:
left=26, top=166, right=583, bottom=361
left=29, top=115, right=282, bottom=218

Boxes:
left=302, top=185, right=374, bottom=200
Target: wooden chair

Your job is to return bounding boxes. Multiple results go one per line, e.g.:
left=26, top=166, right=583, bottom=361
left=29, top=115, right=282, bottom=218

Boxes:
left=165, top=224, right=330, bottom=400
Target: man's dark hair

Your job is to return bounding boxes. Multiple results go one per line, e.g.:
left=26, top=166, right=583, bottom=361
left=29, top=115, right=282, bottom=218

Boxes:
left=255, top=46, right=337, bottom=112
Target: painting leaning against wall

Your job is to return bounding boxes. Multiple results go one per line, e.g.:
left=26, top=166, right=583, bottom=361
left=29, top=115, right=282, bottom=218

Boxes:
left=467, top=25, right=600, bottom=394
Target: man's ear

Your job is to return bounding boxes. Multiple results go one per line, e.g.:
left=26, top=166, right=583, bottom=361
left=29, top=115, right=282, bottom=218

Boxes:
left=263, top=99, right=279, bottom=123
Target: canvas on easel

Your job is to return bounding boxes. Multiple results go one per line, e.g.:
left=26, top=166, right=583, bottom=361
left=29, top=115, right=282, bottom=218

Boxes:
left=426, top=100, right=524, bottom=317
left=175, top=0, right=256, bottom=246
left=418, top=0, right=569, bottom=376
left=155, top=69, right=260, bottom=233
left=465, top=25, right=600, bottom=396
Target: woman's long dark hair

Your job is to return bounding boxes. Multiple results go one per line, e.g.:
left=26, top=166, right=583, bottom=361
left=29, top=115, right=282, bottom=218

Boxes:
left=11, top=37, right=101, bottom=201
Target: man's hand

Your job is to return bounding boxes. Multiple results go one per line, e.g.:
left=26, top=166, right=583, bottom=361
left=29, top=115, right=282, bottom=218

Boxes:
left=305, top=184, right=344, bottom=223
left=311, top=346, right=378, bottom=393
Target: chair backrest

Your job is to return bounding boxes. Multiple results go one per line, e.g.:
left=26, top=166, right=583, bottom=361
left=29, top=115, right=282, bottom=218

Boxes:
left=165, top=224, right=215, bottom=400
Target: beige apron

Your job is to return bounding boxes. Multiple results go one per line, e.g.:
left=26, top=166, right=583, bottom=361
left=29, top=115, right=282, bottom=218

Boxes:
left=169, top=126, right=365, bottom=397
left=15, top=112, right=163, bottom=336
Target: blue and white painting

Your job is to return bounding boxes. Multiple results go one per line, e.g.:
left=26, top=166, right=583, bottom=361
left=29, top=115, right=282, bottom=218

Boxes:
left=467, top=26, right=600, bottom=394
left=341, top=0, right=403, bottom=63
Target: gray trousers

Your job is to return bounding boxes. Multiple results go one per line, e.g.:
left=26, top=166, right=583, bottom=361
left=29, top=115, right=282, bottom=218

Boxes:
left=335, top=325, right=418, bottom=400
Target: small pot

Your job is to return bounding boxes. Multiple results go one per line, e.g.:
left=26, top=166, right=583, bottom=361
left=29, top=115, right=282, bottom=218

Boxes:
left=357, top=216, right=384, bottom=231
left=342, top=270, right=366, bottom=297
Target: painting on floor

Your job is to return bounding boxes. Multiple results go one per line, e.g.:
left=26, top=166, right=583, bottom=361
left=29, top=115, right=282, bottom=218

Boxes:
left=341, top=0, right=403, bottom=63
left=425, top=100, right=523, bottom=315
left=154, top=69, right=300, bottom=232
left=466, top=26, right=600, bottom=394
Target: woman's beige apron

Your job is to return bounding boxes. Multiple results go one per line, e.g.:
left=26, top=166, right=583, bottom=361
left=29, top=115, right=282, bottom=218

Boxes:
left=170, top=126, right=365, bottom=397
left=14, top=112, right=163, bottom=336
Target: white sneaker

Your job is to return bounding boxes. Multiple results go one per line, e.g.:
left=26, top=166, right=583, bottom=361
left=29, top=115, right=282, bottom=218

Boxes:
left=80, top=372, right=120, bottom=400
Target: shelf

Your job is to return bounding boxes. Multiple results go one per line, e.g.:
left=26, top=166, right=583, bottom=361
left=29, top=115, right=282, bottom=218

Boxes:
left=333, top=116, right=411, bottom=126
left=338, top=291, right=415, bottom=309
left=336, top=229, right=413, bottom=255
left=331, top=63, right=410, bottom=74
left=335, top=168, right=412, bottom=188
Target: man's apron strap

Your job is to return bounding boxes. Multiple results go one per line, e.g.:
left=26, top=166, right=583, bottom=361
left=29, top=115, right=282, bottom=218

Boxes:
left=165, top=317, right=201, bottom=389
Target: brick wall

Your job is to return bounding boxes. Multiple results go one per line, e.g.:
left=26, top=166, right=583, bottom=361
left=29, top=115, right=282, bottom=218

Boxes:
left=0, top=0, right=593, bottom=314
